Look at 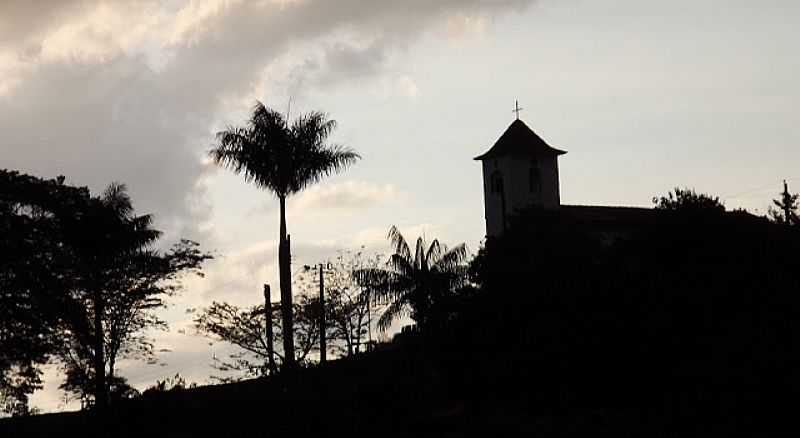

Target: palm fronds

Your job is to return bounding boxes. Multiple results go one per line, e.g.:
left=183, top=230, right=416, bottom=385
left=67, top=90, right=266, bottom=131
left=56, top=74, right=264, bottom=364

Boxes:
left=210, top=100, right=360, bottom=198
left=377, top=299, right=409, bottom=332
left=388, top=225, right=412, bottom=263
left=354, top=226, right=469, bottom=332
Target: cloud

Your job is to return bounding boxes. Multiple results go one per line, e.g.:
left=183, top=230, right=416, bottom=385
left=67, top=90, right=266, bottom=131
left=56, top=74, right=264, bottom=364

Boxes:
left=1, top=0, right=534, bottom=238
left=0, top=56, right=213, bottom=242
left=0, top=0, right=93, bottom=50
left=293, top=180, right=402, bottom=211
left=1, top=0, right=532, bottom=242
left=446, top=14, right=490, bottom=38
left=246, top=180, right=405, bottom=223
left=317, top=42, right=389, bottom=86
left=1, top=0, right=534, bottom=412
left=188, top=219, right=443, bottom=307
left=396, top=75, right=420, bottom=98
left=301, top=180, right=404, bottom=215
left=187, top=237, right=343, bottom=303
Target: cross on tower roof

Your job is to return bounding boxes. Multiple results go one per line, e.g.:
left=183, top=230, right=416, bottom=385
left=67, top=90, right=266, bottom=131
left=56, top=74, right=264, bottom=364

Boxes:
left=512, top=100, right=523, bottom=120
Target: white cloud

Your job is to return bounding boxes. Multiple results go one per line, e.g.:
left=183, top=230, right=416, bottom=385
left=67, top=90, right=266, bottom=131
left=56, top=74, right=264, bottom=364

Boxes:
left=397, top=75, right=420, bottom=98
left=247, top=180, right=405, bottom=222
left=1, top=0, right=532, bottom=240
left=290, top=180, right=404, bottom=216
left=1, top=0, right=535, bottom=412
left=446, top=14, right=489, bottom=38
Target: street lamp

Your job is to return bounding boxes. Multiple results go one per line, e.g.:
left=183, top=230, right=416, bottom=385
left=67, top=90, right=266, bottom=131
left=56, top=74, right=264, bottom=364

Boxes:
left=304, top=262, right=333, bottom=364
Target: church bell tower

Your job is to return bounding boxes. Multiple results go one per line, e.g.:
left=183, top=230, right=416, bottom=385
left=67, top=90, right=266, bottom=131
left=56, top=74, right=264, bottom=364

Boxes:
left=475, top=108, right=566, bottom=237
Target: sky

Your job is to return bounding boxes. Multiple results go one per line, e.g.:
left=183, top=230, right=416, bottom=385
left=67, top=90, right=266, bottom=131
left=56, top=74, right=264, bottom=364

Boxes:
left=1, top=0, right=797, bottom=412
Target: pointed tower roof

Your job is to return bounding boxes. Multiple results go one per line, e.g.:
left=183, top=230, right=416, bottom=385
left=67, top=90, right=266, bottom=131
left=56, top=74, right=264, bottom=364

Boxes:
left=474, top=119, right=567, bottom=161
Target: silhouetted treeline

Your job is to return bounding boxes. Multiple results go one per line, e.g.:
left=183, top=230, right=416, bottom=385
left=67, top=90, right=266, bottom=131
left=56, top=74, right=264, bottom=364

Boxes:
left=427, top=202, right=800, bottom=434
left=4, top=185, right=800, bottom=436
left=0, top=169, right=209, bottom=416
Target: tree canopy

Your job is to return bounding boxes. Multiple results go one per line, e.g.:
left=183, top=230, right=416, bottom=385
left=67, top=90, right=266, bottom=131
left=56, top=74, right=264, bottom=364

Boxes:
left=770, top=180, right=799, bottom=226
left=210, top=102, right=360, bottom=198
left=1, top=170, right=88, bottom=414
left=195, top=251, right=387, bottom=379
left=194, top=298, right=321, bottom=380
left=354, top=227, right=469, bottom=332
left=0, top=169, right=210, bottom=412
left=653, top=187, right=725, bottom=212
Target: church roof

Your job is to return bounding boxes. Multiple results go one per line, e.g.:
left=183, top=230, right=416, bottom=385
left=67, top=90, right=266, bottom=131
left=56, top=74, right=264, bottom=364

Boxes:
left=561, top=205, right=659, bottom=229
left=474, top=119, right=567, bottom=161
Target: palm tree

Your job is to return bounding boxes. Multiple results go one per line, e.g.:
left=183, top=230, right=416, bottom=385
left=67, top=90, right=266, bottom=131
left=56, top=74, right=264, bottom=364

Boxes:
left=210, top=101, right=359, bottom=367
left=354, top=226, right=469, bottom=332
left=66, top=183, right=160, bottom=411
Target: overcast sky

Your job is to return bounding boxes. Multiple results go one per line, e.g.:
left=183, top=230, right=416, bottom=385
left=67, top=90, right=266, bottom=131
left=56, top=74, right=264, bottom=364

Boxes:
left=1, top=0, right=797, bottom=412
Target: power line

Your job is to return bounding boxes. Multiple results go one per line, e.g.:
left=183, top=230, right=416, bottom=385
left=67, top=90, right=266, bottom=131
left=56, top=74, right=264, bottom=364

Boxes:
left=724, top=176, right=800, bottom=201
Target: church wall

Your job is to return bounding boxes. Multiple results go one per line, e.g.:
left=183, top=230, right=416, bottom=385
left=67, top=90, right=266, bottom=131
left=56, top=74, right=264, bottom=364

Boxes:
left=504, top=154, right=560, bottom=213
left=481, top=153, right=562, bottom=237
left=541, top=154, right=561, bottom=208
left=481, top=159, right=506, bottom=237
left=504, top=155, right=537, bottom=213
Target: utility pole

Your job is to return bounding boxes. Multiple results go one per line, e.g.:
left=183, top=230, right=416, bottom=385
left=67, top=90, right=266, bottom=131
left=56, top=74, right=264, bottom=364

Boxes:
left=318, top=264, right=327, bottom=364
left=782, top=180, right=792, bottom=224
left=263, top=284, right=277, bottom=375
left=367, top=291, right=372, bottom=351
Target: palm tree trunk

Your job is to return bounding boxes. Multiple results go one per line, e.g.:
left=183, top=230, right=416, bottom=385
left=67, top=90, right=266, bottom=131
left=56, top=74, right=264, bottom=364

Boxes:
left=278, top=195, right=295, bottom=368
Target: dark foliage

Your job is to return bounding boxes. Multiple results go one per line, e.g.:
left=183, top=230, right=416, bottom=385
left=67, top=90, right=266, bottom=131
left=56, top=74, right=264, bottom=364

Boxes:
left=194, top=298, right=321, bottom=380
left=0, top=170, right=88, bottom=413
left=0, top=344, right=459, bottom=437
left=54, top=183, right=210, bottom=409
left=353, top=226, right=469, bottom=332
left=653, top=187, right=725, bottom=212
left=433, top=203, right=800, bottom=434
left=61, top=367, right=140, bottom=409
left=4, top=179, right=799, bottom=435
left=295, top=250, right=386, bottom=357
left=769, top=180, right=799, bottom=226
left=210, top=102, right=360, bottom=198
left=141, top=373, right=197, bottom=397
left=0, top=169, right=210, bottom=413
left=196, top=250, right=387, bottom=380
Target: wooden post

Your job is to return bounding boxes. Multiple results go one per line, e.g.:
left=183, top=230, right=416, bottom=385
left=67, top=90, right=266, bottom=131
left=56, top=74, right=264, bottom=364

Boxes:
left=319, top=264, right=327, bottom=364
left=264, top=284, right=277, bottom=375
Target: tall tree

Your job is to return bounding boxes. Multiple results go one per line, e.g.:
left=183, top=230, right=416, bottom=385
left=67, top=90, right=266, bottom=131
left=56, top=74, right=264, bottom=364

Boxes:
left=210, top=101, right=359, bottom=368
left=354, top=227, right=469, bottom=332
left=0, top=170, right=87, bottom=414
left=769, top=180, right=799, bottom=226
left=0, top=172, right=210, bottom=413
left=57, top=183, right=210, bottom=410
left=194, top=297, right=322, bottom=380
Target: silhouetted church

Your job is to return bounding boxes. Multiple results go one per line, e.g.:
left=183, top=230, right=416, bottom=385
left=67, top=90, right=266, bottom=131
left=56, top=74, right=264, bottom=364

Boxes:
left=476, top=115, right=655, bottom=239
